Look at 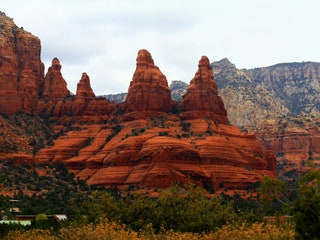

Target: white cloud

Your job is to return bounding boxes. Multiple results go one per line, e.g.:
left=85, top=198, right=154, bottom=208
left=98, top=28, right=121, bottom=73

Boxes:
left=2, top=0, right=320, bottom=95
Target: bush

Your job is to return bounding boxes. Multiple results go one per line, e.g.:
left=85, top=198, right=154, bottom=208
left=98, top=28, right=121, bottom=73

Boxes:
left=293, top=169, right=320, bottom=239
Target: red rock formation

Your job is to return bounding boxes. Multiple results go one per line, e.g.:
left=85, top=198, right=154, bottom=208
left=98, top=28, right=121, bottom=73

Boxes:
left=76, top=73, right=95, bottom=98
left=36, top=68, right=115, bottom=121
left=42, top=58, right=70, bottom=99
left=0, top=12, right=44, bottom=114
left=72, top=72, right=116, bottom=118
left=257, top=117, right=320, bottom=175
left=123, top=49, right=172, bottom=118
left=0, top=17, right=277, bottom=193
left=179, top=56, right=228, bottom=124
left=35, top=116, right=275, bottom=190
left=71, top=73, right=95, bottom=115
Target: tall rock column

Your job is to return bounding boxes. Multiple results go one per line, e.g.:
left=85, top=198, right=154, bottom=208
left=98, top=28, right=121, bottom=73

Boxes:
left=73, top=72, right=96, bottom=115
left=76, top=73, right=95, bottom=99
left=123, top=49, right=172, bottom=117
left=42, top=58, right=70, bottom=100
left=179, top=56, right=228, bottom=124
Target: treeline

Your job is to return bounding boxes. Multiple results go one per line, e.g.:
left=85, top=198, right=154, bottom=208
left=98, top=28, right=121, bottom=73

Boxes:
left=0, top=162, right=319, bottom=239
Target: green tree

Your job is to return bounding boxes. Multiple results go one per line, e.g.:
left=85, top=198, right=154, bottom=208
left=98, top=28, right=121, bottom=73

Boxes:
left=293, top=169, right=320, bottom=240
left=157, top=183, right=237, bottom=233
left=258, top=176, right=290, bottom=214
left=120, top=193, right=159, bottom=232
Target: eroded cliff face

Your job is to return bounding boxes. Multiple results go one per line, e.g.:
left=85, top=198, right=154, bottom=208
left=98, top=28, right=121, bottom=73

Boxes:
left=211, top=59, right=320, bottom=174
left=246, top=62, right=320, bottom=116
left=0, top=12, right=44, bottom=114
left=257, top=116, right=320, bottom=176
left=212, top=58, right=290, bottom=131
left=212, top=59, right=320, bottom=131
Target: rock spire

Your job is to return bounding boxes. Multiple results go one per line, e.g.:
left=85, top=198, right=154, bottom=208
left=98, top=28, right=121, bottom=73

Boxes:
left=179, top=56, right=228, bottom=124
left=42, top=58, right=70, bottom=99
left=76, top=73, right=95, bottom=98
left=124, top=49, right=172, bottom=116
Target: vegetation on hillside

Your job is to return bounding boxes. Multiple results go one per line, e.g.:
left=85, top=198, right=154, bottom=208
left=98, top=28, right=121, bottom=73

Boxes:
left=0, top=112, right=57, bottom=154
left=0, top=162, right=319, bottom=239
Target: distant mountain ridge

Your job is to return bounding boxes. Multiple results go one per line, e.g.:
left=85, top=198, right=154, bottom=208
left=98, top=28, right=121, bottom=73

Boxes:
left=212, top=59, right=320, bottom=174
left=245, top=62, right=320, bottom=116
left=105, top=80, right=188, bottom=103
left=104, top=93, right=127, bottom=103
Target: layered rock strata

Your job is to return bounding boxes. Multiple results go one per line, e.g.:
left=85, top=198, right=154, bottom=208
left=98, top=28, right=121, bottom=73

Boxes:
left=257, top=117, right=320, bottom=175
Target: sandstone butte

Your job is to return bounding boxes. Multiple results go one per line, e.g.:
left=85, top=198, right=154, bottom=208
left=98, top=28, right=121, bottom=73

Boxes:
left=0, top=12, right=276, bottom=191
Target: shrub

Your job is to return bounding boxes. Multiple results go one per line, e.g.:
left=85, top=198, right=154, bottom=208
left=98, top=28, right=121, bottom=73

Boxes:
left=293, top=169, right=320, bottom=239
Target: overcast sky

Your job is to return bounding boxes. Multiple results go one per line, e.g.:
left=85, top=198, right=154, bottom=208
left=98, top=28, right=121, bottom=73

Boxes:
left=2, top=0, right=320, bottom=95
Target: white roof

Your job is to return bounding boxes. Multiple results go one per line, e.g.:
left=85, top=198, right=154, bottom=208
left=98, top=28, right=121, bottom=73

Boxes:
left=54, top=214, right=67, bottom=221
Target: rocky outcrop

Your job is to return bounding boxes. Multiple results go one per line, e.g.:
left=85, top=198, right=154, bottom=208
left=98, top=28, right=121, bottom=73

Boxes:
left=212, top=58, right=289, bottom=130
left=0, top=12, right=44, bottom=114
left=170, top=80, right=188, bottom=102
left=37, top=71, right=115, bottom=120
left=211, top=59, right=320, bottom=174
left=0, top=13, right=114, bottom=120
left=34, top=116, right=275, bottom=190
left=123, top=49, right=172, bottom=118
left=257, top=116, right=320, bottom=176
left=245, top=62, right=320, bottom=116
left=179, top=56, right=228, bottom=124
left=42, top=58, right=70, bottom=99
left=105, top=93, right=127, bottom=103
left=104, top=80, right=188, bottom=104
left=211, top=59, right=320, bottom=130
left=71, top=73, right=92, bottom=116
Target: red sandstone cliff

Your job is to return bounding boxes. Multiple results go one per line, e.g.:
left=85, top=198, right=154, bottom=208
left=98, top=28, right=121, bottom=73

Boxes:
left=257, top=117, right=320, bottom=176
left=0, top=12, right=44, bottom=114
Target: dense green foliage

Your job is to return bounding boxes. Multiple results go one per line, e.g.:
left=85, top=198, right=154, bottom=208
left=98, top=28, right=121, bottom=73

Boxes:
left=293, top=169, right=320, bottom=239
left=0, top=162, right=91, bottom=215
left=0, top=112, right=57, bottom=154
left=0, top=162, right=319, bottom=239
